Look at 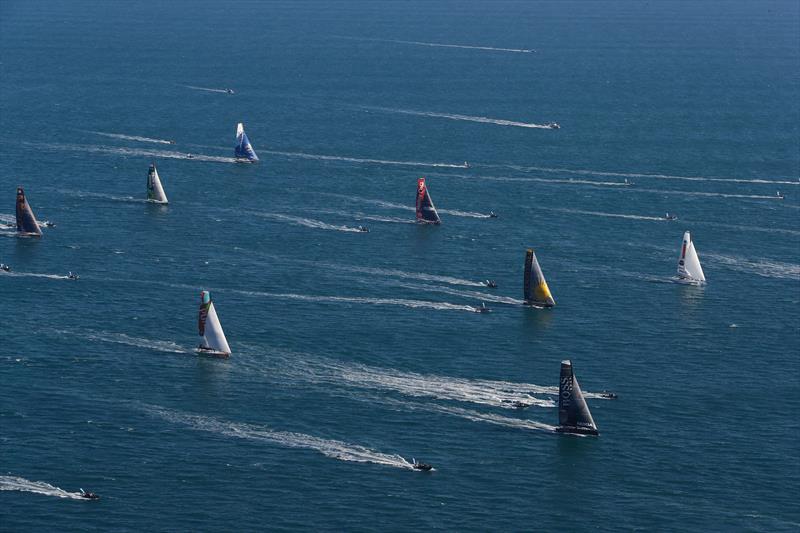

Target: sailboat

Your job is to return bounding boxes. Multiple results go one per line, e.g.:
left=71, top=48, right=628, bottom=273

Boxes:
left=146, top=163, right=168, bottom=204
left=523, top=249, right=555, bottom=307
left=234, top=122, right=259, bottom=162
left=415, top=177, right=441, bottom=224
left=676, top=231, right=706, bottom=284
left=556, top=360, right=599, bottom=436
left=15, top=187, right=42, bottom=237
left=196, top=290, right=232, bottom=358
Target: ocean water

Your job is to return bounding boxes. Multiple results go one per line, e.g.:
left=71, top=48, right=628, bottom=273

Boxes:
left=1, top=1, right=799, bottom=531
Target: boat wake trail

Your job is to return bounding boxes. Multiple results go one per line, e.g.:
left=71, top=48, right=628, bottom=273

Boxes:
left=335, top=36, right=534, bottom=54
left=543, top=208, right=672, bottom=222
left=703, top=253, right=800, bottom=280
left=231, top=289, right=482, bottom=313
left=632, top=187, right=787, bottom=200
left=321, top=193, right=492, bottom=218
left=0, top=476, right=87, bottom=500
left=491, top=164, right=800, bottom=186
left=282, top=356, right=556, bottom=409
left=381, top=280, right=524, bottom=305
left=183, top=85, right=232, bottom=94
left=52, top=188, right=145, bottom=204
left=34, top=142, right=237, bottom=163
left=309, top=208, right=416, bottom=225
left=86, top=131, right=174, bottom=145
left=263, top=149, right=467, bottom=169
left=0, top=271, right=69, bottom=280
left=140, top=404, right=414, bottom=469
left=358, top=105, right=552, bottom=129
left=320, top=261, right=486, bottom=288
left=247, top=211, right=366, bottom=233
left=55, top=330, right=190, bottom=353
left=432, top=172, right=632, bottom=188
left=380, top=397, right=557, bottom=432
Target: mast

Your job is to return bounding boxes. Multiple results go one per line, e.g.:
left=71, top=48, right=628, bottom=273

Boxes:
left=677, top=231, right=706, bottom=283
left=15, top=187, right=42, bottom=236
left=146, top=163, right=168, bottom=204
left=235, top=123, right=259, bottom=162
left=523, top=249, right=555, bottom=307
left=198, top=291, right=232, bottom=356
left=557, top=360, right=598, bottom=435
left=415, top=177, right=441, bottom=224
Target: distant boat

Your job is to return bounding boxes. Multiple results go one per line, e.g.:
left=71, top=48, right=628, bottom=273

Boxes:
left=415, top=177, right=441, bottom=224
left=15, top=187, right=42, bottom=237
left=234, top=123, right=259, bottom=162
left=146, top=163, right=168, bottom=204
left=555, top=360, right=598, bottom=436
left=676, top=231, right=706, bottom=284
left=196, top=290, right=232, bottom=358
left=523, top=249, right=555, bottom=307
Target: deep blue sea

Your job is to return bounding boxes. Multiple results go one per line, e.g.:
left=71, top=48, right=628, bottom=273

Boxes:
left=1, top=1, right=799, bottom=531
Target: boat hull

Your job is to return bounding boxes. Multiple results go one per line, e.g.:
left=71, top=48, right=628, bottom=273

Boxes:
left=195, top=347, right=230, bottom=359
left=556, top=426, right=599, bottom=436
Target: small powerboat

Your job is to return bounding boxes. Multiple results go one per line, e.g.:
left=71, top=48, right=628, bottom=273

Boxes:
left=475, top=302, right=491, bottom=314
left=357, top=225, right=370, bottom=233
left=512, top=401, right=530, bottom=409
left=44, top=221, right=56, bottom=228
left=412, top=459, right=433, bottom=471
left=483, top=280, right=498, bottom=289
left=776, top=191, right=785, bottom=199
left=0, top=263, right=10, bottom=272
left=226, top=88, right=235, bottom=94
left=186, top=153, right=194, bottom=159
left=664, top=213, right=677, bottom=221
left=600, top=391, right=618, bottom=399
left=79, top=489, right=100, bottom=500
left=489, top=211, right=498, bottom=218
left=547, top=122, right=560, bottom=130
left=67, top=272, right=79, bottom=280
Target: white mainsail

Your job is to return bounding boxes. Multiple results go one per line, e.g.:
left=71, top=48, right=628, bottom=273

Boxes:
left=198, top=291, right=231, bottom=355
left=147, top=163, right=168, bottom=204
left=677, top=231, right=706, bottom=283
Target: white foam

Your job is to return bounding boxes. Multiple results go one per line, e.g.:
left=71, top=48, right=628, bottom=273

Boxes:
left=263, top=149, right=467, bottom=169
left=52, top=188, right=144, bottom=203
left=319, top=193, right=493, bottom=218
left=380, top=279, right=524, bottom=305
left=0, top=476, right=87, bottom=500
left=431, top=171, right=632, bottom=188
left=141, top=404, right=415, bottom=469
left=183, top=85, right=232, bottom=94
left=492, top=164, right=800, bottom=186
left=56, top=330, right=190, bottom=353
left=359, top=105, right=552, bottom=129
left=87, top=131, right=174, bottom=145
left=1, top=271, right=69, bottom=280
left=34, top=142, right=237, bottom=164
left=703, top=253, right=800, bottom=280
left=542, top=207, right=674, bottom=222
left=380, top=397, right=557, bottom=432
left=246, top=211, right=366, bottom=233
left=336, top=36, right=534, bottom=54
left=320, top=262, right=486, bottom=288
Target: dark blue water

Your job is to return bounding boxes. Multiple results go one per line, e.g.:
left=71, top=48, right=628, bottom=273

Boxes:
left=2, top=1, right=799, bottom=531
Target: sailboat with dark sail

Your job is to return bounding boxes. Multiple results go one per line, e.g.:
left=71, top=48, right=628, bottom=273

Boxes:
left=15, top=187, right=42, bottom=237
left=556, top=360, right=598, bottom=436
left=196, top=291, right=232, bottom=358
left=523, top=249, right=555, bottom=307
left=415, top=177, right=441, bottom=224
left=146, top=163, right=168, bottom=204
left=234, top=122, right=259, bottom=162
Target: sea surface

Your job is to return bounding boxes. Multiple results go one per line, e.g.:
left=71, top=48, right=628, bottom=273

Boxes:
left=1, top=1, right=799, bottom=531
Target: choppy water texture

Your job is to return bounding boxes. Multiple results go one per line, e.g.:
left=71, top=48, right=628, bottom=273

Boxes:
left=1, top=1, right=799, bottom=531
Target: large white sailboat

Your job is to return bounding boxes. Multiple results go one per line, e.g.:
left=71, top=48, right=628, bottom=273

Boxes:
left=196, top=291, right=232, bottom=358
left=146, top=163, right=168, bottom=204
left=676, top=231, right=706, bottom=284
